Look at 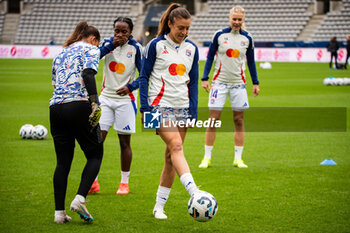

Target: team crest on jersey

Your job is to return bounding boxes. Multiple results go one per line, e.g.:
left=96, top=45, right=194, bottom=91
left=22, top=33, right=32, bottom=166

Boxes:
left=241, top=41, right=246, bottom=47
left=223, top=40, right=228, bottom=44
left=186, top=49, right=191, bottom=56
left=126, top=52, right=133, bottom=58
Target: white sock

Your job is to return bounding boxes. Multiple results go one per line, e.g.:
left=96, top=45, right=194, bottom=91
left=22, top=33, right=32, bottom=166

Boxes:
left=95, top=175, right=98, bottom=181
left=121, top=171, right=130, bottom=183
left=234, top=146, right=243, bottom=160
left=155, top=186, right=171, bottom=210
left=75, top=194, right=85, bottom=203
left=55, top=210, right=66, bottom=216
left=180, top=173, right=199, bottom=196
left=204, top=145, right=213, bottom=159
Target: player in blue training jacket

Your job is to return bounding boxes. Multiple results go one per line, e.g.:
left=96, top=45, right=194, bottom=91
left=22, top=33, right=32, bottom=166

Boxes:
left=88, top=17, right=142, bottom=196
left=139, top=3, right=204, bottom=219
left=198, top=6, right=260, bottom=169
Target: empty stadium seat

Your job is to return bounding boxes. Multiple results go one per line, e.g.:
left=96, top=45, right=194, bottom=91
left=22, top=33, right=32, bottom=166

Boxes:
left=14, top=0, right=141, bottom=45
left=189, top=0, right=314, bottom=43
left=311, top=0, right=350, bottom=41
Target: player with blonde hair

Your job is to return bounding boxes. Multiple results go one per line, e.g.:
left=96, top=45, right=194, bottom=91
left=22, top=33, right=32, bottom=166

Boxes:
left=198, top=6, right=260, bottom=169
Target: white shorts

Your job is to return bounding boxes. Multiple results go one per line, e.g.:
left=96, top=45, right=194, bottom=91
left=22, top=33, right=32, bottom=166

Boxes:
left=208, top=82, right=249, bottom=111
left=99, top=95, right=137, bottom=134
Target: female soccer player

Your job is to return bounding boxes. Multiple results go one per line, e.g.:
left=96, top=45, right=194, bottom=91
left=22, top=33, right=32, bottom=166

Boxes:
left=50, top=21, right=109, bottom=223
left=88, top=17, right=142, bottom=195
left=198, top=6, right=260, bottom=169
left=139, top=3, right=202, bottom=219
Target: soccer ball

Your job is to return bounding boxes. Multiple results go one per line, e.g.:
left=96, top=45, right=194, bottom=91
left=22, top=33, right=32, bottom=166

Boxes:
left=32, top=125, right=48, bottom=140
left=344, top=78, right=350, bottom=85
left=336, top=78, right=344, bottom=86
left=323, top=78, right=330, bottom=85
left=188, top=191, right=218, bottom=222
left=329, top=77, right=337, bottom=86
left=19, top=124, right=34, bottom=139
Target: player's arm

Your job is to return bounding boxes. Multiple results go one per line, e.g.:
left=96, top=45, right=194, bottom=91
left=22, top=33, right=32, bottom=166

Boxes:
left=201, top=32, right=220, bottom=92
left=188, top=45, right=199, bottom=121
left=125, top=42, right=143, bottom=92
left=52, top=60, right=56, bottom=89
left=99, top=37, right=116, bottom=59
left=139, top=40, right=156, bottom=113
left=246, top=36, right=259, bottom=97
left=83, top=48, right=101, bottom=126
left=82, top=68, right=100, bottom=116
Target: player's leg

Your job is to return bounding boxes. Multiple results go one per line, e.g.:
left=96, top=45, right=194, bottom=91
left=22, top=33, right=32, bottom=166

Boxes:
left=230, top=85, right=249, bottom=168
left=199, top=83, right=227, bottom=168
left=158, top=125, right=187, bottom=188
left=98, top=96, right=115, bottom=142
left=50, top=104, right=74, bottom=223
left=71, top=102, right=103, bottom=222
left=334, top=52, right=339, bottom=69
left=116, top=133, right=132, bottom=195
left=331, top=53, right=334, bottom=69
left=118, top=134, right=132, bottom=172
left=176, top=126, right=199, bottom=195
left=153, top=146, right=175, bottom=219
left=87, top=132, right=107, bottom=194
left=114, top=100, right=137, bottom=195
left=199, top=109, right=222, bottom=168
left=88, top=96, right=113, bottom=194
left=158, top=125, right=198, bottom=193
left=153, top=123, right=199, bottom=219
left=232, top=110, right=247, bottom=167
left=52, top=139, right=74, bottom=223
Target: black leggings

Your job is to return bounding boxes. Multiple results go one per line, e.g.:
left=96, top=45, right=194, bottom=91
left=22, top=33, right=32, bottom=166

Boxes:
left=50, top=101, right=103, bottom=210
left=329, top=52, right=338, bottom=68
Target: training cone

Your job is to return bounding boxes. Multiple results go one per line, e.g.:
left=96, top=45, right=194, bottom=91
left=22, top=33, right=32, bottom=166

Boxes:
left=320, top=159, right=337, bottom=165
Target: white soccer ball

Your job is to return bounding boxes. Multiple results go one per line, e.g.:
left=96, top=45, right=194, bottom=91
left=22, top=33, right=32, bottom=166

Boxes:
left=335, top=78, right=344, bottom=86
left=188, top=191, right=218, bottom=222
left=343, top=78, right=350, bottom=85
left=32, top=125, right=48, bottom=140
left=323, top=78, right=331, bottom=85
left=259, top=62, right=272, bottom=69
left=19, top=124, right=34, bottom=139
left=328, top=77, right=336, bottom=86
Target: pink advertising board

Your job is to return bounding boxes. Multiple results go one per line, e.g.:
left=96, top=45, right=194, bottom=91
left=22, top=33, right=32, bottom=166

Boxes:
left=0, top=45, right=347, bottom=63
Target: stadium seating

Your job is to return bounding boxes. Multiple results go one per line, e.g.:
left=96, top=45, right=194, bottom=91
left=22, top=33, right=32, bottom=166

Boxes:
left=3, top=0, right=349, bottom=45
left=0, top=11, right=5, bottom=40
left=189, top=0, right=314, bottom=43
left=15, top=0, right=141, bottom=45
left=311, top=0, right=350, bottom=41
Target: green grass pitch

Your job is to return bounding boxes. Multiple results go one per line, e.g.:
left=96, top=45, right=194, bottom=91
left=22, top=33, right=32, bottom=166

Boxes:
left=0, top=59, right=349, bottom=232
